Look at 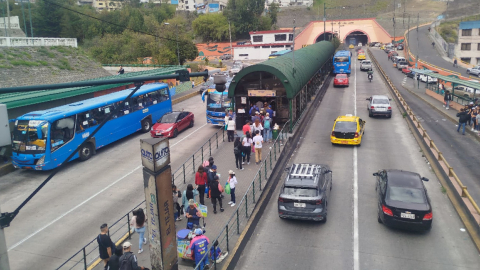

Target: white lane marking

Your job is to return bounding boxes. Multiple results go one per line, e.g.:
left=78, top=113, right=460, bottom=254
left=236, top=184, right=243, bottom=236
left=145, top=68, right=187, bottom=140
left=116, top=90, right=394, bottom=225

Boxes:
left=353, top=56, right=360, bottom=270
left=8, top=122, right=208, bottom=251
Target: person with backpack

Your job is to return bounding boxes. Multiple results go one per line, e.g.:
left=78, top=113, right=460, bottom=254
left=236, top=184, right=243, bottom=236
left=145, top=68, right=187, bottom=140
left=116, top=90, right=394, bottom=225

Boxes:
left=234, top=137, right=243, bottom=170
left=107, top=246, right=123, bottom=270
left=457, top=108, right=468, bottom=135
left=263, top=113, right=272, bottom=143
left=129, top=209, right=147, bottom=254
left=444, top=90, right=452, bottom=110
left=195, top=166, right=208, bottom=205
left=210, top=175, right=224, bottom=214
left=182, top=184, right=199, bottom=214
left=118, top=242, right=148, bottom=270
left=188, top=228, right=210, bottom=270
left=97, top=223, right=115, bottom=270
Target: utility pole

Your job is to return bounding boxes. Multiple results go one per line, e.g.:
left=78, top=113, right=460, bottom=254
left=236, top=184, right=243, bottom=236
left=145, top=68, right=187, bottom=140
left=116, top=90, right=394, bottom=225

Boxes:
left=228, top=21, right=232, bottom=58
left=28, top=0, right=33, bottom=37
left=0, top=205, right=11, bottom=270
left=416, top=13, right=419, bottom=69
left=21, top=0, right=27, bottom=40
left=1, top=5, right=6, bottom=37
left=393, top=0, right=396, bottom=44
left=292, top=18, right=296, bottom=75
left=323, top=3, right=326, bottom=41
left=6, top=0, right=10, bottom=38
left=175, top=24, right=180, bottom=66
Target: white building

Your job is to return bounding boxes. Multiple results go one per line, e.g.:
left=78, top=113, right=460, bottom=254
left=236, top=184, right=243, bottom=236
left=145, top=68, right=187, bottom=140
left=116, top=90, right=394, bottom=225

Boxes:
left=176, top=0, right=196, bottom=11
left=233, top=30, right=294, bottom=60
left=455, top=20, right=480, bottom=65
left=265, top=0, right=313, bottom=7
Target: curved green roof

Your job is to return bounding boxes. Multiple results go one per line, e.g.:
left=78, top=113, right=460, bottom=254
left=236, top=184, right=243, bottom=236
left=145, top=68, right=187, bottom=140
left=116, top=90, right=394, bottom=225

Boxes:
left=228, top=41, right=335, bottom=99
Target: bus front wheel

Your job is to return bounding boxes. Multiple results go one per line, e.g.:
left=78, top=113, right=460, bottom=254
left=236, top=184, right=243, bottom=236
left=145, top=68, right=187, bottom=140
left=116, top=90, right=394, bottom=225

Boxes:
left=79, top=143, right=93, bottom=161
left=141, top=119, right=152, bottom=133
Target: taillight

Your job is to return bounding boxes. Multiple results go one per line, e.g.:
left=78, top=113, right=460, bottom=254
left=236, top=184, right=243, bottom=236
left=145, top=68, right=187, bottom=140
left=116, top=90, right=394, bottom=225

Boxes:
left=331, top=131, right=335, bottom=137
left=423, top=212, right=433, bottom=220
left=382, top=205, right=393, bottom=216
left=354, top=132, right=359, bottom=138
left=278, top=197, right=284, bottom=203
left=388, top=106, right=392, bottom=110
left=370, top=106, right=375, bottom=109
left=315, top=199, right=323, bottom=205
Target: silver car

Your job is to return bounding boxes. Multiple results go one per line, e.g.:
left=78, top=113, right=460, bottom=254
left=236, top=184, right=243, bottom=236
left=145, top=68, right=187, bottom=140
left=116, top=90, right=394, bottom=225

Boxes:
left=367, top=95, right=392, bottom=118
left=360, top=60, right=372, bottom=71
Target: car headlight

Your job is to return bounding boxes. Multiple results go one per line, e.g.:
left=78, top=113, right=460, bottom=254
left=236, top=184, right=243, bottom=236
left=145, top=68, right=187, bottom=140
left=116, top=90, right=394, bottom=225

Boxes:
left=166, top=126, right=173, bottom=132
left=37, top=156, right=45, bottom=165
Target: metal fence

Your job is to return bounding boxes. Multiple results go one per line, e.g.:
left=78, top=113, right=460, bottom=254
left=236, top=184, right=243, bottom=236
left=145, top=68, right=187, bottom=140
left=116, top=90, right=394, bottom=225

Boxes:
left=56, top=126, right=227, bottom=270
left=194, top=121, right=290, bottom=270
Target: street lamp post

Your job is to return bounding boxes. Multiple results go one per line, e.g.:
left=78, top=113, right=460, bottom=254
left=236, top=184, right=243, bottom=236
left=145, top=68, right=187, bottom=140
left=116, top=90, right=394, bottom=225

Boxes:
left=164, top=23, right=181, bottom=66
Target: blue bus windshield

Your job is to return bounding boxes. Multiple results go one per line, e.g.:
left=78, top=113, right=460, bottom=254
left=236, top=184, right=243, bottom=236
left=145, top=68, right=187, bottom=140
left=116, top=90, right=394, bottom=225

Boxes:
left=207, top=91, right=231, bottom=110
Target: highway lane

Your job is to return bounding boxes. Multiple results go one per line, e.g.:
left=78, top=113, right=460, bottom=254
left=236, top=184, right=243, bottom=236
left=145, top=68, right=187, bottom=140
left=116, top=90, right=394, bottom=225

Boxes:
left=370, top=48, right=480, bottom=203
left=0, top=93, right=219, bottom=270
left=235, top=54, right=480, bottom=270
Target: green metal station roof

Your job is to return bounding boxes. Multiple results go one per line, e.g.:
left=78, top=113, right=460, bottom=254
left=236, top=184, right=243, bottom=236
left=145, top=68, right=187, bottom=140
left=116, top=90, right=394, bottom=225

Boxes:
left=0, top=67, right=186, bottom=109
left=413, top=69, right=480, bottom=89
left=228, top=41, right=335, bottom=99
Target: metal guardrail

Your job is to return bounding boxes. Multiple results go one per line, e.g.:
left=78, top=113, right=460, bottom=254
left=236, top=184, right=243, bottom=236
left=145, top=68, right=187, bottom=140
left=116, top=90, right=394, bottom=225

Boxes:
left=193, top=121, right=290, bottom=270
left=103, top=64, right=188, bottom=68
left=56, top=126, right=227, bottom=270
left=368, top=48, right=480, bottom=221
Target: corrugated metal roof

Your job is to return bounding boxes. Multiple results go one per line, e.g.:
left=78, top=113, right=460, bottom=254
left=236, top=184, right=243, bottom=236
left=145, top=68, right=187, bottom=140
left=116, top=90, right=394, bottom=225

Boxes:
left=459, top=20, right=480, bottom=30
left=0, top=67, right=185, bottom=109
left=413, top=69, right=480, bottom=89
left=228, top=41, right=335, bottom=99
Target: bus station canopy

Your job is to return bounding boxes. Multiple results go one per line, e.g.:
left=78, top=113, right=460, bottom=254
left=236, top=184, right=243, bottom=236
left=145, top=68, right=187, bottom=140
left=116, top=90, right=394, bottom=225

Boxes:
left=228, top=41, right=335, bottom=99
left=412, top=68, right=480, bottom=90
left=0, top=67, right=186, bottom=109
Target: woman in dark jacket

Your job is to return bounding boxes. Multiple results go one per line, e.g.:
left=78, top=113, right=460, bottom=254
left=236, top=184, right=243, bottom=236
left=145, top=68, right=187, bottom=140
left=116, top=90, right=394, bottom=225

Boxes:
left=210, top=175, right=224, bottom=214
left=234, top=137, right=243, bottom=170
left=107, top=246, right=123, bottom=270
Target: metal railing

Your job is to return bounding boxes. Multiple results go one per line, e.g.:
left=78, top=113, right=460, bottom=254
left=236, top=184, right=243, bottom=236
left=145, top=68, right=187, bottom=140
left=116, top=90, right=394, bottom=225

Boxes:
left=56, top=126, right=226, bottom=270
left=103, top=64, right=187, bottom=68
left=194, top=121, right=290, bottom=270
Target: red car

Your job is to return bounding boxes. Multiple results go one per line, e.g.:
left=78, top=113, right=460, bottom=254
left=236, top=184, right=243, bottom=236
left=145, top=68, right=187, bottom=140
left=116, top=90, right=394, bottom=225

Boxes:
left=402, top=67, right=413, bottom=74
left=334, top=74, right=349, bottom=87
left=150, top=111, right=194, bottom=138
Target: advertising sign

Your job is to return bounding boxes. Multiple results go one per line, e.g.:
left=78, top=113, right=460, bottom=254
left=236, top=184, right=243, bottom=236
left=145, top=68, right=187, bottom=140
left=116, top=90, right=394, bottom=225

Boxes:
left=140, top=137, right=170, bottom=173
left=248, top=90, right=276, bottom=97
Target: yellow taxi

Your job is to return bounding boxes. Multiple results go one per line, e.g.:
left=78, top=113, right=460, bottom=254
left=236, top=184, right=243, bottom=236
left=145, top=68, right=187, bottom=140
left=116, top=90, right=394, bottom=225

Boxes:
left=358, top=53, right=366, bottom=60
left=349, top=44, right=354, bottom=49
left=380, top=44, right=385, bottom=50
left=330, top=114, right=366, bottom=146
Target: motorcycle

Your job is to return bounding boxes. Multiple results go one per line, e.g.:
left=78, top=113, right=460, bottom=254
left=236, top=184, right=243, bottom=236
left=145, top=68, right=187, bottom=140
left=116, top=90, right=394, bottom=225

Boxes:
left=368, top=73, right=373, bottom=82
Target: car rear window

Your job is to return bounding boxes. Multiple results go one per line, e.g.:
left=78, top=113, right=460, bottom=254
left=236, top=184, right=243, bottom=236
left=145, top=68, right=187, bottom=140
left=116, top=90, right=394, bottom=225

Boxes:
left=283, top=187, right=317, bottom=197
left=337, top=74, right=347, bottom=78
left=372, top=99, right=389, bottom=104
left=363, top=61, right=371, bottom=64
left=334, top=121, right=357, bottom=130
left=387, top=186, right=426, bottom=204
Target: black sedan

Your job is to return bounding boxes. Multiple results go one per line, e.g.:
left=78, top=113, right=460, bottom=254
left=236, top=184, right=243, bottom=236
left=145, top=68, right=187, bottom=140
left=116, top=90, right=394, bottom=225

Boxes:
left=374, top=169, right=432, bottom=231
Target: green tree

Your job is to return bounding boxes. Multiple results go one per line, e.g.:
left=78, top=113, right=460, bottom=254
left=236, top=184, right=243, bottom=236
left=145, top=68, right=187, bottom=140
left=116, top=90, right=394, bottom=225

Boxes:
left=224, top=0, right=270, bottom=36
left=192, top=13, right=232, bottom=42
left=268, top=3, right=279, bottom=28
left=32, top=0, right=71, bottom=37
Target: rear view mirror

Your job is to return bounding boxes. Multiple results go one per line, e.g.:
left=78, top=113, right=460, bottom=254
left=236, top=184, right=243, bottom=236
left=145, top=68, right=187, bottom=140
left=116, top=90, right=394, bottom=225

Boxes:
left=373, top=172, right=379, bottom=176
left=421, top=177, right=429, bottom=182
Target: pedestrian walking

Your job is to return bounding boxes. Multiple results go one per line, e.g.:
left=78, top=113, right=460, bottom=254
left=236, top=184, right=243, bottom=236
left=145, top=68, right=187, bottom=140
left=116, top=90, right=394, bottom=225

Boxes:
left=192, top=80, right=195, bottom=88
left=97, top=223, right=115, bottom=270
left=242, top=132, right=252, bottom=165
left=444, top=90, right=452, bottom=110
left=172, top=185, right=182, bottom=221
left=182, top=184, right=199, bottom=214
left=457, top=108, right=468, bottom=135
left=107, top=246, right=123, bottom=270
left=453, top=58, right=458, bottom=68
left=227, top=170, right=237, bottom=207
left=432, top=42, right=435, bottom=48
left=226, top=116, right=236, bottom=142
left=188, top=228, right=210, bottom=270
left=252, top=119, right=263, bottom=136
left=130, top=209, right=147, bottom=254
left=242, top=120, right=251, bottom=135
left=118, top=242, right=149, bottom=270
left=210, top=175, right=224, bottom=214
left=251, top=111, right=261, bottom=123
left=195, top=166, right=208, bottom=205
left=263, top=113, right=272, bottom=143
left=252, top=130, right=264, bottom=165
left=234, top=137, right=243, bottom=170
left=471, top=107, right=478, bottom=131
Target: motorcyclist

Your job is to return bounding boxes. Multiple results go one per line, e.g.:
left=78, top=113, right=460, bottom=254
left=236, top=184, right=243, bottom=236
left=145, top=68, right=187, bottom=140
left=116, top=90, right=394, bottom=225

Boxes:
left=367, top=70, right=374, bottom=81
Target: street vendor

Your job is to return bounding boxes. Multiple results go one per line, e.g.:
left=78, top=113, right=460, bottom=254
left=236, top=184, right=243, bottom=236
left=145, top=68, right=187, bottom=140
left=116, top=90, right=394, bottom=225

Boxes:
left=188, top=228, right=210, bottom=270
left=186, top=199, right=203, bottom=229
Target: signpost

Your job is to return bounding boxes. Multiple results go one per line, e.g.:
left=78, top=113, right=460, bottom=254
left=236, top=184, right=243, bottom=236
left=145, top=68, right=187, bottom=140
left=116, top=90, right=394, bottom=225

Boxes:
left=140, top=137, right=177, bottom=270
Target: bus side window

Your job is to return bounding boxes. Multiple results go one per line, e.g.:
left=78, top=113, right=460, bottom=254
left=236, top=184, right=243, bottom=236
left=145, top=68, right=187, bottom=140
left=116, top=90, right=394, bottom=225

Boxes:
left=102, top=104, right=114, bottom=120
left=158, top=89, right=169, bottom=102
left=76, top=112, right=90, bottom=133
left=93, top=107, right=106, bottom=123
left=144, top=94, right=154, bottom=107
left=131, top=96, right=144, bottom=112
left=117, top=101, right=131, bottom=116
left=51, top=116, right=75, bottom=151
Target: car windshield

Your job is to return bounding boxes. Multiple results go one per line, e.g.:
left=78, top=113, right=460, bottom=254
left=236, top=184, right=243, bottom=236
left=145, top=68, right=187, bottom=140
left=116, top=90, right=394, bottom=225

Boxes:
left=372, top=99, right=389, bottom=104
left=334, top=57, right=349, bottom=62
left=12, top=119, right=49, bottom=154
left=387, top=186, right=427, bottom=204
left=283, top=187, right=318, bottom=197
left=207, top=92, right=231, bottom=110
left=334, top=121, right=357, bottom=131
left=158, top=113, right=180, bottom=123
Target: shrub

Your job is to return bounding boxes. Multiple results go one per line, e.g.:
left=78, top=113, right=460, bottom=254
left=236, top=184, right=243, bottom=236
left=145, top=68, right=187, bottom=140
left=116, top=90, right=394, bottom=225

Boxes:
left=53, top=58, right=72, bottom=70
left=37, top=60, right=49, bottom=66
left=10, top=60, right=40, bottom=66
left=38, top=47, right=56, bottom=58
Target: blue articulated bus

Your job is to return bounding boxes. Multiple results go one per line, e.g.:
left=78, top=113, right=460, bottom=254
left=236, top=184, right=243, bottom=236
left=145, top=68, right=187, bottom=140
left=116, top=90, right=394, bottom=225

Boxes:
left=202, top=79, right=232, bottom=125
left=268, top=49, right=292, bottom=59
left=11, top=83, right=172, bottom=170
left=333, top=50, right=352, bottom=74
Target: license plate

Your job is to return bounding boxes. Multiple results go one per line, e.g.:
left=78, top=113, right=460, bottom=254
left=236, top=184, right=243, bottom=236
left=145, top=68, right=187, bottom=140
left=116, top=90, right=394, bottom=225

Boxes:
left=156, top=132, right=163, bottom=136
left=294, top=203, right=306, bottom=208
left=341, top=140, right=348, bottom=144
left=401, top=213, right=415, bottom=219
left=376, top=108, right=386, bottom=111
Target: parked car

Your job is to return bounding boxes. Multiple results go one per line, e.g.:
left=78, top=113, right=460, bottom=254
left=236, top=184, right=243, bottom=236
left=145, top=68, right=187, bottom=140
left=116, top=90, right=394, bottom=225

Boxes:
left=220, top=54, right=232, bottom=60
left=393, top=57, right=405, bottom=67
left=466, top=66, right=480, bottom=77
left=150, top=111, right=194, bottom=138
left=230, top=64, right=243, bottom=74
left=397, top=60, right=409, bottom=70
left=366, top=95, right=392, bottom=118
left=333, top=74, right=349, bottom=87
left=330, top=114, right=365, bottom=146
left=278, top=164, right=332, bottom=222
left=397, top=44, right=404, bottom=50
left=360, top=60, right=373, bottom=71
left=389, top=52, right=399, bottom=61
left=374, top=169, right=432, bottom=231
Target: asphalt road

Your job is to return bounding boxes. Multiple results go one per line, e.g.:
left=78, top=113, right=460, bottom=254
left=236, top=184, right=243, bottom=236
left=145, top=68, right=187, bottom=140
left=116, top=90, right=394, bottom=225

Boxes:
left=406, top=25, right=471, bottom=75
left=0, top=94, right=219, bottom=270
left=371, top=48, right=480, bottom=203
left=235, top=54, right=480, bottom=270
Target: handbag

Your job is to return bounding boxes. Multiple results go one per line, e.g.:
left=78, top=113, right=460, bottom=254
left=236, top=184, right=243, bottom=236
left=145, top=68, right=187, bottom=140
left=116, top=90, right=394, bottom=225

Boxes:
left=225, top=182, right=231, bottom=195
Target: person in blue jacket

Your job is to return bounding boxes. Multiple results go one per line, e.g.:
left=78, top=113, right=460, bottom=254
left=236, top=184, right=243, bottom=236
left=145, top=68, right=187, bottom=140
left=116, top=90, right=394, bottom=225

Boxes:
left=188, top=228, right=210, bottom=270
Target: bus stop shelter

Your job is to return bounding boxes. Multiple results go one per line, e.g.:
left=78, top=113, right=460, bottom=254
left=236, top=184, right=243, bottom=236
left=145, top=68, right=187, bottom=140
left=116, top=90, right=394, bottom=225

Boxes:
left=227, top=41, right=335, bottom=131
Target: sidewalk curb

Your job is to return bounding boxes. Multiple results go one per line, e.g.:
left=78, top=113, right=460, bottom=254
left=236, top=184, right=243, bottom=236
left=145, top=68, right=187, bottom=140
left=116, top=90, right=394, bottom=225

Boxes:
left=401, top=85, right=480, bottom=144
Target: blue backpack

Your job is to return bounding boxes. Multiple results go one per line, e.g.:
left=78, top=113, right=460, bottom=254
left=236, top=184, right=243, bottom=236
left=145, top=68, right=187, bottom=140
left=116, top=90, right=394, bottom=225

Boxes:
left=264, top=119, right=271, bottom=129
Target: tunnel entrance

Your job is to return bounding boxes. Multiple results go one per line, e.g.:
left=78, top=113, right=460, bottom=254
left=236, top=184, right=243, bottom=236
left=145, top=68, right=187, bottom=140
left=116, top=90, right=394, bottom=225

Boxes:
left=344, top=31, right=369, bottom=46
left=315, top=32, right=333, bottom=43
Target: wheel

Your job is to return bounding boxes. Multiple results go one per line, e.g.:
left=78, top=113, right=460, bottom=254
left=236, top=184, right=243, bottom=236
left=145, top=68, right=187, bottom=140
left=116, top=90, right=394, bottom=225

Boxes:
left=141, top=119, right=152, bottom=133
left=467, top=70, right=470, bottom=74
left=79, top=143, right=93, bottom=161
left=320, top=215, right=327, bottom=223
left=387, top=114, right=392, bottom=118
left=378, top=213, right=383, bottom=224
left=369, top=110, right=373, bottom=117
left=189, top=120, right=194, bottom=128
left=173, top=128, right=179, bottom=138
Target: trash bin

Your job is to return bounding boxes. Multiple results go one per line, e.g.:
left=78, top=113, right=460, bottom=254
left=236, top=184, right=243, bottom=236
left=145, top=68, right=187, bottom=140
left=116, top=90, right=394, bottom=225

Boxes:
left=272, top=129, right=279, bottom=140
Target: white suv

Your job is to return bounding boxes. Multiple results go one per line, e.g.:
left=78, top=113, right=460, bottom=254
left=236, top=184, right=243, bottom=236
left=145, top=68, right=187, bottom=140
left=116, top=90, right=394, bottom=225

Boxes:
left=467, top=66, right=480, bottom=77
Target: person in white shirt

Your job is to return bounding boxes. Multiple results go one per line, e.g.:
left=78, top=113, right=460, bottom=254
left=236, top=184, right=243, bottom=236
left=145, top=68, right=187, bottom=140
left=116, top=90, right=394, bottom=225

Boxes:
left=252, top=130, right=263, bottom=165
left=226, top=117, right=236, bottom=142
left=242, top=132, right=252, bottom=165
left=227, top=170, right=238, bottom=207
